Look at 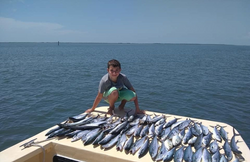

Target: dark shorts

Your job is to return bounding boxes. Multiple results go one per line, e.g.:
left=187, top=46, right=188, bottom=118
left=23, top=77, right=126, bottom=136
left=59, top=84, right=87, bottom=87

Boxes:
left=103, top=87, right=136, bottom=103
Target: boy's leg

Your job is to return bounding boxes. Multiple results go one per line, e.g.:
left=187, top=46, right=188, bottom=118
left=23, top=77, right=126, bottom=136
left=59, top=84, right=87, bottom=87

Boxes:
left=103, top=87, right=119, bottom=115
left=117, top=89, right=136, bottom=110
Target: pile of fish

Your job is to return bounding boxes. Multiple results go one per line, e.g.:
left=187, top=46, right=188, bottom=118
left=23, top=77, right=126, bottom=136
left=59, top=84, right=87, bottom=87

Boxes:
left=45, top=112, right=244, bottom=162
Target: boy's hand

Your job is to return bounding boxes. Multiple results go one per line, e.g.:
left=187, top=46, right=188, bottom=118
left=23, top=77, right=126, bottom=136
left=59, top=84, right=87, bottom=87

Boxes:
left=135, top=109, right=145, bottom=114
left=85, top=108, right=94, bottom=113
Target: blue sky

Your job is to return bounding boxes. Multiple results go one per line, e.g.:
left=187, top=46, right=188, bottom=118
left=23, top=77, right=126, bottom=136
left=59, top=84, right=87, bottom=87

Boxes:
left=0, top=0, right=249, bottom=45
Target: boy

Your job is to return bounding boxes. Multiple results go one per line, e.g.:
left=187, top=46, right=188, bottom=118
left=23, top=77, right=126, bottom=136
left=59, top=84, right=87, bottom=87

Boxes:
left=85, top=59, right=145, bottom=115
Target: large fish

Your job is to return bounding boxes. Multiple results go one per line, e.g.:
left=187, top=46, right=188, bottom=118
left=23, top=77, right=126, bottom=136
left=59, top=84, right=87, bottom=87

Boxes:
left=98, top=133, right=116, bottom=145
left=194, top=133, right=203, bottom=150
left=148, top=124, right=155, bottom=138
left=209, top=140, right=219, bottom=154
left=230, top=128, right=242, bottom=155
left=162, top=147, right=176, bottom=162
left=202, top=133, right=212, bottom=147
left=163, top=118, right=178, bottom=128
left=202, top=147, right=212, bottom=162
left=129, top=136, right=147, bottom=155
left=92, top=130, right=105, bottom=145
left=223, top=140, right=233, bottom=161
left=183, top=127, right=193, bottom=144
left=183, top=145, right=193, bottom=162
left=149, top=135, right=159, bottom=159
left=192, top=147, right=203, bottom=162
left=211, top=150, right=220, bottom=162
left=138, top=138, right=149, bottom=158
left=102, top=134, right=121, bottom=149
left=174, top=146, right=184, bottom=162
left=123, top=135, right=134, bottom=151
left=116, top=132, right=127, bottom=151
left=109, top=121, right=128, bottom=134
left=140, top=124, right=149, bottom=137
left=211, top=126, right=222, bottom=142
left=155, top=141, right=167, bottom=161
left=71, top=130, right=90, bottom=142
left=219, top=126, right=228, bottom=141
left=178, top=119, right=192, bottom=130
left=84, top=128, right=101, bottom=145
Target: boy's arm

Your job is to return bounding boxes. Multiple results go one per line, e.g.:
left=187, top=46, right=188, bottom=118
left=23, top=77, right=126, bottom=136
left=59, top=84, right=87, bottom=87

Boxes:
left=85, top=92, right=103, bottom=113
left=129, top=87, right=145, bottom=114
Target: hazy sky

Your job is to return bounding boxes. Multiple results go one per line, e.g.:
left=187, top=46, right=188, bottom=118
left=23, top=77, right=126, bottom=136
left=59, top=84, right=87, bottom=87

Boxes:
left=0, top=0, right=249, bottom=45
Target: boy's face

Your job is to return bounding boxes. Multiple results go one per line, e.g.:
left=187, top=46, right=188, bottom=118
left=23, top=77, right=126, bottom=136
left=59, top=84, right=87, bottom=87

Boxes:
left=107, top=66, right=121, bottom=81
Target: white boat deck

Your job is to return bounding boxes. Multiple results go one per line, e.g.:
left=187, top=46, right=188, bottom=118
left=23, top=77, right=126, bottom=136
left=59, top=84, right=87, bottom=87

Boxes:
left=0, top=106, right=249, bottom=162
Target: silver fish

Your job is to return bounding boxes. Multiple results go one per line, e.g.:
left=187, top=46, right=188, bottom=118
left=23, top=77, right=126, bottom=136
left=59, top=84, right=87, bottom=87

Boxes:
left=192, top=123, right=202, bottom=136
left=138, top=138, right=149, bottom=158
left=140, top=125, right=149, bottom=137
left=162, top=147, right=176, bottom=162
left=102, top=134, right=121, bottom=149
left=123, top=135, right=134, bottom=151
left=192, top=147, right=203, bottom=162
left=155, top=118, right=166, bottom=126
left=129, top=118, right=140, bottom=126
left=84, top=128, right=101, bottom=145
left=163, top=118, right=178, bottom=128
left=209, top=140, right=219, bottom=154
left=151, top=114, right=165, bottom=123
left=183, top=127, right=193, bottom=144
left=202, top=147, right=212, bottom=162
left=71, top=130, right=90, bottom=142
left=129, top=136, right=147, bottom=155
left=219, top=126, right=228, bottom=141
left=134, top=124, right=143, bottom=137
left=219, top=154, right=228, bottom=162
left=171, top=120, right=184, bottom=130
left=223, top=140, right=233, bottom=161
left=212, top=126, right=222, bottom=142
left=194, top=133, right=203, bottom=150
left=188, top=136, right=197, bottom=145
left=183, top=145, right=193, bottom=162
left=178, top=119, right=191, bottom=130
left=230, top=128, right=242, bottom=155
left=200, top=124, right=209, bottom=136
left=139, top=115, right=148, bottom=124
left=109, top=121, right=128, bottom=134
left=149, top=135, right=159, bottom=159
left=202, top=133, right=212, bottom=147
left=174, top=146, right=184, bottom=162
left=155, top=141, right=167, bottom=161
left=155, top=123, right=164, bottom=136
left=98, top=133, right=115, bottom=145
left=172, top=134, right=182, bottom=146
left=126, top=124, right=138, bottom=136
left=148, top=124, right=155, bottom=138
left=160, top=127, right=171, bottom=141
left=92, top=130, right=105, bottom=145
left=164, top=139, right=173, bottom=151
left=116, top=132, right=127, bottom=151
left=212, top=150, right=220, bottom=162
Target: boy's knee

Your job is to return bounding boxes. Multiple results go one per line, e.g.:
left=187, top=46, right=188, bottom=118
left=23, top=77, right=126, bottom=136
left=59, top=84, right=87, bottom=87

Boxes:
left=110, top=90, right=119, bottom=98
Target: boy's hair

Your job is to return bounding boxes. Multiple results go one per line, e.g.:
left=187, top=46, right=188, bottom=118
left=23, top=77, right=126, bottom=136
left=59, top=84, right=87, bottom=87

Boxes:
left=107, top=59, right=121, bottom=69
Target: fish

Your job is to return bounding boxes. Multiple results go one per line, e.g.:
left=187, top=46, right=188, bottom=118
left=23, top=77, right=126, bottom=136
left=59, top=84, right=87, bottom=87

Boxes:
left=138, top=138, right=149, bottom=158
left=134, top=124, right=143, bottom=137
left=192, top=123, right=202, bottom=136
left=155, top=141, right=167, bottom=161
left=126, top=124, right=139, bottom=136
left=188, top=136, right=197, bottom=145
left=71, top=130, right=90, bottom=142
left=174, top=146, right=184, bottom=162
left=129, top=118, right=140, bottom=126
left=202, top=147, right=212, bottom=162
left=178, top=119, right=192, bottom=130
left=84, top=128, right=101, bottom=145
left=109, top=121, right=128, bottom=134
left=183, top=145, right=193, bottom=162
left=102, top=134, right=121, bottom=149
left=223, top=140, right=233, bottom=161
left=162, top=147, right=175, bottom=162
left=192, top=147, right=203, bottom=162
left=68, top=113, right=88, bottom=122
left=148, top=124, right=155, bottom=138
left=172, top=134, right=182, bottom=146
left=116, top=132, right=127, bottom=151
left=151, top=114, right=165, bottom=124
left=194, top=133, right=203, bottom=150
left=160, top=127, right=171, bottom=141
left=127, top=114, right=135, bottom=122
left=209, top=140, right=219, bottom=154
left=155, top=123, right=164, bottom=137
left=155, top=118, right=166, bottom=126
left=230, top=128, right=242, bottom=155
left=140, top=124, right=149, bottom=137
left=211, top=150, right=220, bottom=162
left=45, top=125, right=61, bottom=136
left=200, top=124, right=209, bottom=136
left=164, top=139, right=174, bottom=151
left=129, top=136, right=147, bottom=155
left=123, top=135, right=134, bottom=151
left=219, top=154, right=228, bottom=162
left=183, top=127, right=193, bottom=144
left=171, top=120, right=184, bottom=130
left=211, top=126, right=222, bottom=142
left=98, top=133, right=116, bottom=145
left=92, top=130, right=105, bottom=145
left=149, top=135, right=159, bottom=159
left=58, top=116, right=94, bottom=128
left=202, top=133, right=212, bottom=147
left=219, top=126, right=228, bottom=141
left=139, top=115, right=148, bottom=124
left=163, top=118, right=178, bottom=128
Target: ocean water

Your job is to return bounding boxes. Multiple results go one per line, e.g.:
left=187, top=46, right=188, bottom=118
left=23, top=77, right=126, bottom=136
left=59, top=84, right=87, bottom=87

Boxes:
left=0, top=42, right=249, bottom=151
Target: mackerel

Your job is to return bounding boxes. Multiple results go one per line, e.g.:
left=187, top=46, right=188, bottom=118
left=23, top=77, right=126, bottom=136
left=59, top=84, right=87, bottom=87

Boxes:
left=140, top=125, right=149, bottom=137
left=211, top=126, right=222, bottom=142
left=183, top=145, right=193, bottom=162
left=202, top=147, right=212, bottom=162
left=138, top=138, right=149, bottom=158
left=116, top=132, right=127, bottom=151
left=102, top=134, right=121, bottom=149
left=149, top=135, right=159, bottom=159
left=192, top=147, right=203, bottom=162
left=163, top=118, right=178, bottom=128
left=211, top=150, right=220, bottom=162
left=162, top=147, right=175, bottom=162
left=129, top=136, right=147, bottom=155
left=148, top=124, right=155, bottom=138
left=98, top=133, right=116, bottom=145
left=209, top=140, right=219, bottom=154
left=183, top=127, right=193, bottom=144
left=230, top=128, right=242, bottom=155
left=219, top=126, right=228, bottom=141
left=123, top=135, right=134, bottom=151
left=174, top=146, right=184, bottom=162
left=223, top=140, right=233, bottom=161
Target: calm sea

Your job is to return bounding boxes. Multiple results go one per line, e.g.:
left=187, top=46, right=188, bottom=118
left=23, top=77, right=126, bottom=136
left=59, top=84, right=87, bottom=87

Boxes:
left=0, top=42, right=249, bottom=151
